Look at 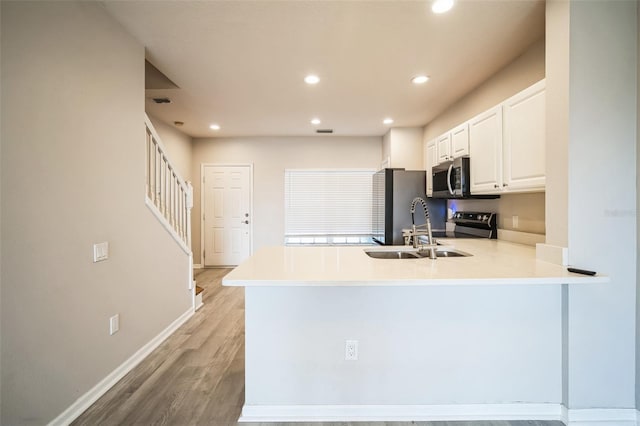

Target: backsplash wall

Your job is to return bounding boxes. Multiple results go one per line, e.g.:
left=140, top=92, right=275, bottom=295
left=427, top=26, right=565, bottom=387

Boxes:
left=448, top=192, right=545, bottom=235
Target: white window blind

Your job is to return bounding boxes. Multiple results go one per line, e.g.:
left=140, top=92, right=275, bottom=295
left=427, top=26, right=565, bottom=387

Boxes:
left=284, top=169, right=375, bottom=245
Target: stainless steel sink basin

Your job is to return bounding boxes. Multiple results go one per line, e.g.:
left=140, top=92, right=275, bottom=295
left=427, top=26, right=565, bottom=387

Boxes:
left=366, top=251, right=422, bottom=259
left=365, top=247, right=471, bottom=259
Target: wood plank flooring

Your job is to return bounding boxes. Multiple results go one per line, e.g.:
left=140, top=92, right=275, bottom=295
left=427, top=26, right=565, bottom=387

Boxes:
left=73, top=268, right=565, bottom=426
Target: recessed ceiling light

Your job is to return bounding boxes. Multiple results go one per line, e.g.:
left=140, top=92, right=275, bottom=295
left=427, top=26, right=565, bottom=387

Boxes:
left=411, top=75, right=430, bottom=84
left=209, top=124, right=220, bottom=131
left=432, top=0, right=454, bottom=14
left=304, top=74, right=320, bottom=85
left=383, top=118, right=394, bottom=125
left=311, top=118, right=321, bottom=125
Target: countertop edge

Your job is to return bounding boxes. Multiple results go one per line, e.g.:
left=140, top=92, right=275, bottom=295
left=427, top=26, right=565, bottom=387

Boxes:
left=222, top=275, right=609, bottom=287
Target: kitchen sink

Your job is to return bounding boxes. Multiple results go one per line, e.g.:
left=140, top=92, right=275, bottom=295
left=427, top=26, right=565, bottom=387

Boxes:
left=365, top=247, right=471, bottom=259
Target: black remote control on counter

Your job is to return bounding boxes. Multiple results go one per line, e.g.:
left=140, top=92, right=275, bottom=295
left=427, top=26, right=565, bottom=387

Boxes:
left=567, top=267, right=596, bottom=276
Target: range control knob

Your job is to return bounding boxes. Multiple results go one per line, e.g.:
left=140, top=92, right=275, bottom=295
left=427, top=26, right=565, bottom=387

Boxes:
left=477, top=214, right=482, bottom=220
left=483, top=215, right=489, bottom=221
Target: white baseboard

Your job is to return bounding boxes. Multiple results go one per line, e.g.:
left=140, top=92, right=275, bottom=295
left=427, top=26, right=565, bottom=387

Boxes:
left=48, top=308, right=194, bottom=426
left=239, top=403, right=564, bottom=422
left=239, top=404, right=640, bottom=424
left=566, top=408, right=638, bottom=425
left=193, top=263, right=203, bottom=269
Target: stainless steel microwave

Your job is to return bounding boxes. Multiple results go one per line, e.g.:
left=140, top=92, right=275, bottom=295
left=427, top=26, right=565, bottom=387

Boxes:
left=432, top=157, right=470, bottom=199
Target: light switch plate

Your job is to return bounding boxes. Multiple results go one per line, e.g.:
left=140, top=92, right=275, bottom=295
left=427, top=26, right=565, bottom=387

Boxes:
left=109, top=314, right=119, bottom=335
left=93, top=242, right=109, bottom=262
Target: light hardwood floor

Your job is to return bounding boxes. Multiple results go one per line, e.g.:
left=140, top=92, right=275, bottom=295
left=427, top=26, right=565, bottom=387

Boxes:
left=73, top=268, right=565, bottom=426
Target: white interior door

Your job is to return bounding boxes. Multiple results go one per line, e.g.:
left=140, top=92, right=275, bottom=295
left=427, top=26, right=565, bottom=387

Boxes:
left=203, top=165, right=252, bottom=266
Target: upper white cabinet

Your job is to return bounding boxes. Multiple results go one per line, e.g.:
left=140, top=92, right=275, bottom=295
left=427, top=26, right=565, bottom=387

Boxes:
left=436, top=133, right=452, bottom=163
left=383, top=128, right=424, bottom=170
left=470, top=79, right=546, bottom=195
left=425, top=138, right=437, bottom=197
left=451, top=123, right=470, bottom=158
left=469, top=105, right=503, bottom=194
left=433, top=123, right=470, bottom=167
left=502, top=80, right=546, bottom=191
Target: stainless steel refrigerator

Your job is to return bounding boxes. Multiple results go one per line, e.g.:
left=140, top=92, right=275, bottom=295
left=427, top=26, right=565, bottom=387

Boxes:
left=372, top=168, right=446, bottom=245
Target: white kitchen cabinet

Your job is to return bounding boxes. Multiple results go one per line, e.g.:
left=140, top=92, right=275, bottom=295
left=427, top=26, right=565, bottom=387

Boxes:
left=426, top=138, right=438, bottom=169
left=502, top=79, right=546, bottom=191
left=469, top=105, right=503, bottom=194
left=383, top=128, right=424, bottom=170
left=451, top=123, right=470, bottom=158
left=436, top=133, right=452, bottom=163
left=469, top=79, right=546, bottom=195
left=425, top=138, right=437, bottom=196
left=434, top=124, right=469, bottom=167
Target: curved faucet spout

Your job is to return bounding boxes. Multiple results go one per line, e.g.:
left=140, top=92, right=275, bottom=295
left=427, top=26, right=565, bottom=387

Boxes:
left=410, top=197, right=430, bottom=226
left=409, top=197, right=436, bottom=258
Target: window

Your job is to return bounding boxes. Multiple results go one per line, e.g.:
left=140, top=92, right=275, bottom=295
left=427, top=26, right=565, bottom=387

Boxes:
left=284, top=169, right=375, bottom=245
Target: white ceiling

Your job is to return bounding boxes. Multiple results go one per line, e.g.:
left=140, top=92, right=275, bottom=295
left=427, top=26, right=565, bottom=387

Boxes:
left=102, top=0, right=545, bottom=138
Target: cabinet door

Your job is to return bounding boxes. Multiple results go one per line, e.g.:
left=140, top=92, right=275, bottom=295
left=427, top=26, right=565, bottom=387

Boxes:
left=426, top=139, right=438, bottom=168
left=436, top=133, right=451, bottom=163
left=503, top=80, right=545, bottom=191
left=451, top=123, right=469, bottom=158
left=469, top=106, right=503, bottom=194
left=425, top=139, right=437, bottom=196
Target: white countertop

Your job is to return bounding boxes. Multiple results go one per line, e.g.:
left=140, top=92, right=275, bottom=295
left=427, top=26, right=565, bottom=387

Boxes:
left=222, top=239, right=608, bottom=286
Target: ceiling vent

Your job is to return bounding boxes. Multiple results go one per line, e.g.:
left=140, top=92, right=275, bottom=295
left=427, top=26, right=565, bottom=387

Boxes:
left=316, top=129, right=333, bottom=134
left=152, top=97, right=172, bottom=104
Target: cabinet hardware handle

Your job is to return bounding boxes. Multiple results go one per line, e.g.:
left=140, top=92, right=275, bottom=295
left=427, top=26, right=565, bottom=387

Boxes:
left=503, top=183, right=508, bottom=186
left=494, top=184, right=499, bottom=188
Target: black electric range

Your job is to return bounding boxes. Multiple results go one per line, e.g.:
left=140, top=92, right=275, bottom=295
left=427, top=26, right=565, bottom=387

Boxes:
left=445, top=211, right=497, bottom=239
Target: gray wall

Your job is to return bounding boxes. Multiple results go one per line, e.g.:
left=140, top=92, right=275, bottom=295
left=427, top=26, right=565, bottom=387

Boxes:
left=1, top=3, right=192, bottom=424
left=565, top=0, right=637, bottom=408
left=191, top=136, right=381, bottom=264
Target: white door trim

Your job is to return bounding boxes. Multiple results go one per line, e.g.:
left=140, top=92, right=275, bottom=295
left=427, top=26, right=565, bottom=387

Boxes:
left=200, top=163, right=254, bottom=267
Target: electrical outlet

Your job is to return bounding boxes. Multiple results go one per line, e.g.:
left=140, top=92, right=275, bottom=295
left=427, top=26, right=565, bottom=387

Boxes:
left=109, top=314, right=120, bottom=335
left=512, top=216, right=519, bottom=229
left=345, top=340, right=358, bottom=361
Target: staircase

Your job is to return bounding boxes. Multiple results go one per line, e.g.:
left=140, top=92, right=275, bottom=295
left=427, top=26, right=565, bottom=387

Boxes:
left=195, top=284, right=204, bottom=310
left=144, top=115, right=202, bottom=310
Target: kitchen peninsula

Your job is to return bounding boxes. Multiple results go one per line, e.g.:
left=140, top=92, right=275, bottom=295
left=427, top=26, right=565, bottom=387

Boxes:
left=223, top=240, right=606, bottom=423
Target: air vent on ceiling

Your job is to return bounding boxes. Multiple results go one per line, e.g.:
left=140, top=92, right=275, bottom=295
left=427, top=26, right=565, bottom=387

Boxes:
left=152, top=97, right=171, bottom=104
left=316, top=129, right=333, bottom=134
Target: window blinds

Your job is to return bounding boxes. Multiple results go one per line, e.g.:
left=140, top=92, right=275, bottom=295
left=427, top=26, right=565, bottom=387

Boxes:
left=284, top=169, right=375, bottom=244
